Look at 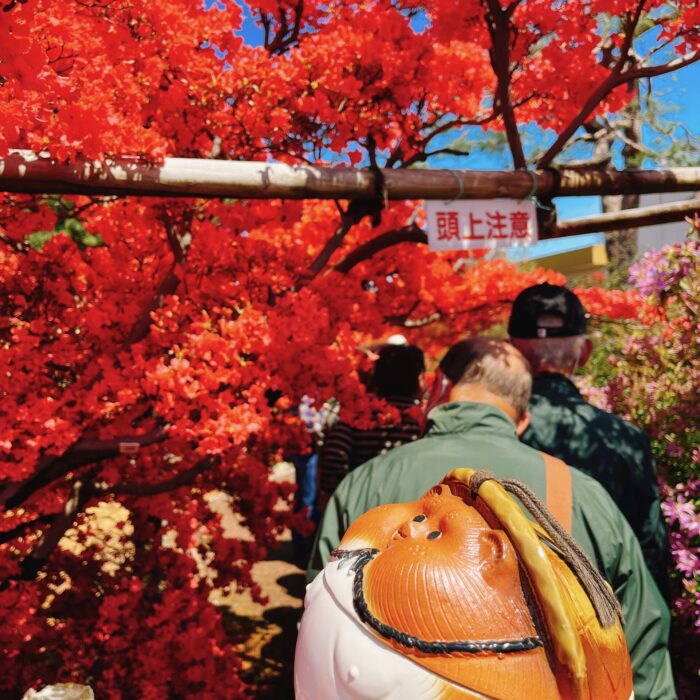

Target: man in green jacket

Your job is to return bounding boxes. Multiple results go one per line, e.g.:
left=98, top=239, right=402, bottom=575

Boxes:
left=308, top=337, right=675, bottom=700
left=508, top=283, right=670, bottom=599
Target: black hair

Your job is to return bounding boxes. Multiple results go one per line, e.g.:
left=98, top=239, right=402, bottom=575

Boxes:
left=374, top=344, right=425, bottom=398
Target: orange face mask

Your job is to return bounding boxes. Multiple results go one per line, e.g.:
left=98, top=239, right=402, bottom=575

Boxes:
left=295, top=470, right=633, bottom=700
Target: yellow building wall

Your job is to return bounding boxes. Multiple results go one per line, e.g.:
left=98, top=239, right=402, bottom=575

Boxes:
left=533, top=244, right=609, bottom=278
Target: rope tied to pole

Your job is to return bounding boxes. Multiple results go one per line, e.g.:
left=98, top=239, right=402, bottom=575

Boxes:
left=445, top=170, right=465, bottom=204
left=516, top=167, right=561, bottom=235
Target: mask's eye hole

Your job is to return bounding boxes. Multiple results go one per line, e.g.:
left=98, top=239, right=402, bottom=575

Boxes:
left=427, top=531, right=441, bottom=540
left=412, top=514, right=426, bottom=522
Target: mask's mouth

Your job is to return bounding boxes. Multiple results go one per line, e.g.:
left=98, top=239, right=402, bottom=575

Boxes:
left=331, top=547, right=544, bottom=656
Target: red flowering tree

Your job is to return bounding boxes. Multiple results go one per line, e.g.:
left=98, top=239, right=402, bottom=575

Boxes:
left=1, top=1, right=697, bottom=696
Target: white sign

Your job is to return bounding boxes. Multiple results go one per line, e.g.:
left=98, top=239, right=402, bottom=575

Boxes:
left=425, top=198, right=538, bottom=251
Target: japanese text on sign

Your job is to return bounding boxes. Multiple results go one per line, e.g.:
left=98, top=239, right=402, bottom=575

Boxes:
left=425, top=199, right=538, bottom=251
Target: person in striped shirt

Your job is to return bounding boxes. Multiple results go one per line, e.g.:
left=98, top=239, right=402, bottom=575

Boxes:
left=317, top=343, right=425, bottom=507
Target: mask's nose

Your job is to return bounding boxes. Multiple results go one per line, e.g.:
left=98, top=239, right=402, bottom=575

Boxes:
left=393, top=515, right=429, bottom=540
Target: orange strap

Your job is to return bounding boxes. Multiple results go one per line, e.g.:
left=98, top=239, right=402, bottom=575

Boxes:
left=541, top=452, right=573, bottom=534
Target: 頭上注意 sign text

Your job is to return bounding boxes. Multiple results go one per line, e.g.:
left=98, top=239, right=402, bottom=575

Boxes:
left=425, top=199, right=538, bottom=251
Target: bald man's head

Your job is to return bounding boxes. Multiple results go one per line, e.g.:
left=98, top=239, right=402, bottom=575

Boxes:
left=439, top=337, right=532, bottom=423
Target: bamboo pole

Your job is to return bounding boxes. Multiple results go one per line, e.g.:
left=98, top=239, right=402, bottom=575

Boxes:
left=336, top=201, right=699, bottom=269
left=556, top=198, right=699, bottom=236
left=1, top=152, right=700, bottom=200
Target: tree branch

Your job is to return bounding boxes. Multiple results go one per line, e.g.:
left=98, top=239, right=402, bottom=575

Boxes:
left=538, top=0, right=644, bottom=169
left=614, top=1, right=648, bottom=74
left=306, top=142, right=386, bottom=278
left=384, top=310, right=442, bottom=328
left=2, top=213, right=189, bottom=511
left=403, top=147, right=471, bottom=166
left=11, top=456, right=215, bottom=580
left=420, top=115, right=489, bottom=147
left=0, top=231, right=28, bottom=253
left=19, top=475, right=95, bottom=580
left=538, top=73, right=620, bottom=168
left=124, top=263, right=181, bottom=346
left=0, top=430, right=166, bottom=509
left=334, top=224, right=427, bottom=273
left=262, top=0, right=305, bottom=54
left=384, top=296, right=516, bottom=329
left=306, top=211, right=360, bottom=278
left=1, top=208, right=192, bottom=516
left=0, top=514, right=54, bottom=545
left=485, top=0, right=526, bottom=168
left=505, top=0, right=523, bottom=19
left=624, top=51, right=700, bottom=81
left=611, top=127, right=658, bottom=159
left=109, top=456, right=216, bottom=497
left=556, top=196, right=700, bottom=236
left=387, top=110, right=497, bottom=169
left=538, top=9, right=698, bottom=170
left=125, top=210, right=191, bottom=347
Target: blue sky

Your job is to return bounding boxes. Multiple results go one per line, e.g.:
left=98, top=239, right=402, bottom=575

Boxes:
left=549, top=61, right=699, bottom=219
left=205, top=1, right=699, bottom=222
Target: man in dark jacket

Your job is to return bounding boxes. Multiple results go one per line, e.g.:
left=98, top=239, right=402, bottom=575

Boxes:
left=308, top=337, right=675, bottom=700
left=508, top=283, right=670, bottom=599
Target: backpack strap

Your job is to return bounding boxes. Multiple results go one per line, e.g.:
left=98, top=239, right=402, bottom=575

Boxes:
left=540, top=452, right=573, bottom=534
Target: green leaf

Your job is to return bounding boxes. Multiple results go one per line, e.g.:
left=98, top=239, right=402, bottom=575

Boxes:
left=26, top=230, right=58, bottom=250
